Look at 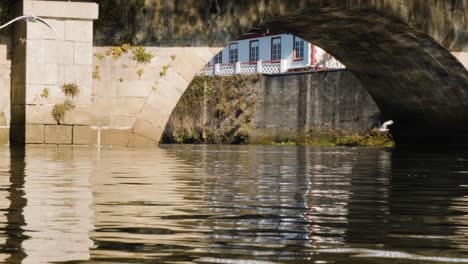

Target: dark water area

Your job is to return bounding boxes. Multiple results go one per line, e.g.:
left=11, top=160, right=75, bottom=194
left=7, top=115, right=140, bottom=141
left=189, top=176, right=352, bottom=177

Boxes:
left=0, top=145, right=466, bottom=263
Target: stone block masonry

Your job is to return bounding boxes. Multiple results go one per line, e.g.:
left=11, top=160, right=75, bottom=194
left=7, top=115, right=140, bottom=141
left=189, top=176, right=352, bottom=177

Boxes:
left=6, top=1, right=219, bottom=146
left=11, top=1, right=99, bottom=145
left=251, top=70, right=382, bottom=142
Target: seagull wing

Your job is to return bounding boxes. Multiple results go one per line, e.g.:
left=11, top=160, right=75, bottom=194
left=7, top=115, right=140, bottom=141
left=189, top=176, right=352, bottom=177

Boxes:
left=35, top=16, right=57, bottom=35
left=0, top=16, right=30, bottom=30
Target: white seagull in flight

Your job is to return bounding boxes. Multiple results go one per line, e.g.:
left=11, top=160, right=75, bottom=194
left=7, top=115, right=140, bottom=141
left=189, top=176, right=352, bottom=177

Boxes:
left=379, top=120, right=394, bottom=132
left=0, top=15, right=56, bottom=34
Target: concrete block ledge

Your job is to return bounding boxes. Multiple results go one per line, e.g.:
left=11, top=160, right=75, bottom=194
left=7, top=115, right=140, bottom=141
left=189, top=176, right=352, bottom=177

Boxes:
left=23, top=1, right=99, bottom=20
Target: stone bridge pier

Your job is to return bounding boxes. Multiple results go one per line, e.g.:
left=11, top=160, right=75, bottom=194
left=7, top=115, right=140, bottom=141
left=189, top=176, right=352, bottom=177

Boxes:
left=6, top=0, right=468, bottom=148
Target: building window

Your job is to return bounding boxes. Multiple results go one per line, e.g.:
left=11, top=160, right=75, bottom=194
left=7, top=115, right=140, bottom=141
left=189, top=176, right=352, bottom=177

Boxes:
left=229, top=43, right=238, bottom=64
left=249, top=40, right=259, bottom=63
left=213, top=52, right=222, bottom=64
left=271, top=37, right=281, bottom=61
left=294, top=37, right=304, bottom=60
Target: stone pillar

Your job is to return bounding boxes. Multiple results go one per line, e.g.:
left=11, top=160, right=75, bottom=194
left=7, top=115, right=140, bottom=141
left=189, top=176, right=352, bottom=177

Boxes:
left=11, top=1, right=98, bottom=145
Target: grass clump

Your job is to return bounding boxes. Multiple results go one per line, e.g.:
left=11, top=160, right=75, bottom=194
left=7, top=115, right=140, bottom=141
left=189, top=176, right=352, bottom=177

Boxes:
left=51, top=99, right=75, bottom=124
left=132, top=46, right=153, bottom=64
left=121, top=43, right=132, bottom=53
left=137, top=68, right=144, bottom=79
left=92, top=66, right=101, bottom=80
left=107, top=46, right=124, bottom=60
left=41, top=88, right=49, bottom=98
left=61, top=83, right=80, bottom=98
left=251, top=129, right=394, bottom=148
left=94, top=52, right=105, bottom=60
left=160, top=65, right=169, bottom=77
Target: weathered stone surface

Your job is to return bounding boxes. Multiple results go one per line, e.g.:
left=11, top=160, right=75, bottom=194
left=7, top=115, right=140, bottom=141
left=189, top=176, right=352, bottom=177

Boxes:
left=0, top=127, right=9, bottom=145
left=25, top=124, right=44, bottom=144
left=23, top=1, right=99, bottom=20
left=25, top=40, right=45, bottom=64
left=64, top=65, right=92, bottom=87
left=93, top=80, right=119, bottom=98
left=25, top=63, right=57, bottom=85
left=73, top=126, right=98, bottom=145
left=126, top=97, right=146, bottom=115
left=132, top=119, right=164, bottom=142
left=45, top=125, right=72, bottom=144
left=45, top=40, right=74, bottom=65
left=25, top=105, right=56, bottom=125
left=252, top=71, right=381, bottom=140
left=27, top=18, right=65, bottom=41
left=94, top=98, right=127, bottom=117
left=110, top=116, right=137, bottom=128
left=63, top=107, right=96, bottom=125
left=0, top=113, right=6, bottom=126
left=117, top=81, right=153, bottom=97
left=65, top=20, right=94, bottom=42
left=74, top=42, right=93, bottom=65
left=127, top=133, right=158, bottom=148
left=100, top=129, right=131, bottom=147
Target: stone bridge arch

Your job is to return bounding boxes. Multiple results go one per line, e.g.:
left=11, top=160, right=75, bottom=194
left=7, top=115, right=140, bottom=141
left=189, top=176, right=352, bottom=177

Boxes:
left=12, top=1, right=468, bottom=147
left=109, top=0, right=468, bottom=147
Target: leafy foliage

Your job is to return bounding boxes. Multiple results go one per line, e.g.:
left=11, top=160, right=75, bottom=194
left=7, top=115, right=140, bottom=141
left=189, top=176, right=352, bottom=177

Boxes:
left=61, top=83, right=80, bottom=98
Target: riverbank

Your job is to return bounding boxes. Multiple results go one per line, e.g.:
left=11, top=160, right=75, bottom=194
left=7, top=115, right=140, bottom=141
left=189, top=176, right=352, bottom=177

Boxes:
left=251, top=129, right=394, bottom=147
left=162, top=71, right=394, bottom=147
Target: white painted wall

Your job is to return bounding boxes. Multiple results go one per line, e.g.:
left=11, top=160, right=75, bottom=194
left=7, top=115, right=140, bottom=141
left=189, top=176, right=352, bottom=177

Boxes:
left=210, top=34, right=312, bottom=70
left=208, top=34, right=344, bottom=71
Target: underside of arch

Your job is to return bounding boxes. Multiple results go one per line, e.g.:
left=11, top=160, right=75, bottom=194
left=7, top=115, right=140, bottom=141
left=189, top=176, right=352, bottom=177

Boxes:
left=258, top=8, right=468, bottom=147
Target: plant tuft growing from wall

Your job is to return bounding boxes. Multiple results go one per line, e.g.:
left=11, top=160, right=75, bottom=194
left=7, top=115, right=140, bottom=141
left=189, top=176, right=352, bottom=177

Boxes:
left=132, top=46, right=153, bottom=64
left=61, top=83, right=80, bottom=98
left=51, top=99, right=74, bottom=124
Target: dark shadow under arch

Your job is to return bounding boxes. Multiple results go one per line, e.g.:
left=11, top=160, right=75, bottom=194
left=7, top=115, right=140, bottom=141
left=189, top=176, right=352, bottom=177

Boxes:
left=259, top=8, right=468, bottom=147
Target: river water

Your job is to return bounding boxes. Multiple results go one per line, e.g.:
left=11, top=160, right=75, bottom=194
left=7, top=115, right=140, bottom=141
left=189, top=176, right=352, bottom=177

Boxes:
left=0, top=145, right=466, bottom=263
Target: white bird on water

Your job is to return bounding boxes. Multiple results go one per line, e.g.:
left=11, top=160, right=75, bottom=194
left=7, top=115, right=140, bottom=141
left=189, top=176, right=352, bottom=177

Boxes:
left=0, top=15, right=56, bottom=34
left=379, top=120, right=394, bottom=132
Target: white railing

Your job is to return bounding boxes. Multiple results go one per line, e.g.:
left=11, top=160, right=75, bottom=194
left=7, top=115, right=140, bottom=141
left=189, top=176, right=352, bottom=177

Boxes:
left=198, top=60, right=288, bottom=76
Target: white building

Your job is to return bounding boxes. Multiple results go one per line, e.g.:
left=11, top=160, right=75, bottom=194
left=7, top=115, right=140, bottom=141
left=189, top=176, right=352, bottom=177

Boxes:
left=199, top=33, right=344, bottom=76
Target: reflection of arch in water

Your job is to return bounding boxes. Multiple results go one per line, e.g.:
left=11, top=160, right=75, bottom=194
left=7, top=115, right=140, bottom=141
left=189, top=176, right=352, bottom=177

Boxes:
left=385, top=151, right=468, bottom=254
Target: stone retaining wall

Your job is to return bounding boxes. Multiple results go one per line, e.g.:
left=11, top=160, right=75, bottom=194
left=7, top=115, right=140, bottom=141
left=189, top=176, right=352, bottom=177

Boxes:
left=252, top=70, right=381, bottom=141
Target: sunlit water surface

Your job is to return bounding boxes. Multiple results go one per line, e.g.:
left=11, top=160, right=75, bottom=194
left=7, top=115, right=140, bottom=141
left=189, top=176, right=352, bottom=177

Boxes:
left=0, top=145, right=466, bottom=263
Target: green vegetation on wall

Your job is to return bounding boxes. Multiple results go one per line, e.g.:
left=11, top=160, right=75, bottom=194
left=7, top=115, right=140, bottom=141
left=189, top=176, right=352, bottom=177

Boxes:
left=162, top=75, right=262, bottom=144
